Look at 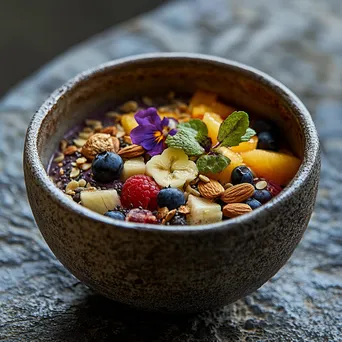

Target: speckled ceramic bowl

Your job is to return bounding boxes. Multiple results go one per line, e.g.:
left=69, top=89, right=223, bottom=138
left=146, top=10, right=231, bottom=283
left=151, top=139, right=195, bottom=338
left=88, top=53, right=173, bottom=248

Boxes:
left=24, top=53, right=320, bottom=313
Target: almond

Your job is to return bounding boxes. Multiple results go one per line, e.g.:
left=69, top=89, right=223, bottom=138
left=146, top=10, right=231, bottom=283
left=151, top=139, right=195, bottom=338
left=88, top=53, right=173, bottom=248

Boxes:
left=101, top=126, right=117, bottom=136
left=221, top=183, right=255, bottom=203
left=63, top=145, right=78, bottom=155
left=112, top=137, right=120, bottom=153
left=198, top=179, right=224, bottom=199
left=223, top=203, right=252, bottom=218
left=81, top=133, right=117, bottom=160
left=118, top=144, right=145, bottom=158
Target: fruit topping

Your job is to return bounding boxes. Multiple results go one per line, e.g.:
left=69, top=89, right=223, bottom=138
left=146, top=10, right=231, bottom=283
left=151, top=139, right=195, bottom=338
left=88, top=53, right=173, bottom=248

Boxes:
left=222, top=203, right=252, bottom=218
left=186, top=194, right=222, bottom=225
left=230, top=135, right=258, bottom=153
left=80, top=189, right=121, bottom=214
left=125, top=209, right=158, bottom=224
left=245, top=198, right=262, bottom=210
left=104, top=211, right=126, bottom=220
left=121, top=157, right=146, bottom=181
left=240, top=149, right=301, bottom=185
left=253, top=189, right=272, bottom=204
left=168, top=212, right=187, bottom=226
left=157, top=187, right=186, bottom=210
left=146, top=148, right=198, bottom=188
left=231, top=165, right=254, bottom=185
left=257, top=131, right=278, bottom=151
left=92, top=151, right=124, bottom=183
left=121, top=175, right=160, bottom=210
left=202, top=112, right=223, bottom=145
left=121, top=113, right=138, bottom=134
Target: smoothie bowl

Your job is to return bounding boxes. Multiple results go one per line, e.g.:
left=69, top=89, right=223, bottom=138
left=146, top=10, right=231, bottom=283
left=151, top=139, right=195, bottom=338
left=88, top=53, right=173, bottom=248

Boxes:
left=24, top=53, right=320, bottom=312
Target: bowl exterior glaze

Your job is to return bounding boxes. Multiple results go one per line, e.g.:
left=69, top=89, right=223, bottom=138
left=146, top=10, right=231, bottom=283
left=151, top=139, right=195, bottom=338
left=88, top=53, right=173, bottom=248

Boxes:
left=24, top=53, right=320, bottom=312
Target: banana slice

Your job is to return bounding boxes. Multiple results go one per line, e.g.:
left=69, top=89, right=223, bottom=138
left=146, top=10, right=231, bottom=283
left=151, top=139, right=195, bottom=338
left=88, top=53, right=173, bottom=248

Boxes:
left=80, top=189, right=121, bottom=214
left=146, top=148, right=198, bottom=188
left=186, top=194, right=222, bottom=225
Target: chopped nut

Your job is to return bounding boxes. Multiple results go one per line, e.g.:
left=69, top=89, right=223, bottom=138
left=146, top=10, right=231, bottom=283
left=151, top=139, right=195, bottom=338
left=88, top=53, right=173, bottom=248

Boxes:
left=165, top=209, right=177, bottom=222
left=53, top=153, right=64, bottom=163
left=71, top=162, right=76, bottom=166
left=183, top=191, right=189, bottom=201
left=63, top=145, right=78, bottom=155
left=105, top=111, right=121, bottom=119
left=70, top=167, right=80, bottom=178
left=224, top=182, right=233, bottom=189
left=85, top=119, right=102, bottom=127
left=57, top=162, right=63, bottom=167
left=112, top=137, right=120, bottom=153
left=223, top=203, right=252, bottom=218
left=80, top=163, right=92, bottom=171
left=142, top=96, right=153, bottom=106
left=76, top=157, right=87, bottom=165
left=176, top=102, right=188, bottom=112
left=79, top=132, right=93, bottom=140
left=116, top=131, right=125, bottom=138
left=178, top=205, right=190, bottom=215
left=120, top=100, right=138, bottom=113
left=221, top=183, right=255, bottom=203
left=186, top=184, right=201, bottom=197
left=81, top=133, right=118, bottom=160
left=60, top=139, right=68, bottom=152
left=123, top=135, right=132, bottom=145
left=83, top=127, right=94, bottom=133
left=78, top=179, right=87, bottom=187
left=158, top=106, right=173, bottom=113
left=94, top=125, right=103, bottom=133
left=157, top=207, right=169, bottom=220
left=256, top=180, right=268, bottom=190
left=59, top=168, right=64, bottom=175
left=66, top=189, right=76, bottom=196
left=101, top=126, right=117, bottom=136
left=199, top=174, right=210, bottom=183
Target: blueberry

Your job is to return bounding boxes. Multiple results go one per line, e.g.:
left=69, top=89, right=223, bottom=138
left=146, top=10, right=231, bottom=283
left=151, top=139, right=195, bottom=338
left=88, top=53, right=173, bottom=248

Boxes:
left=157, top=188, right=185, bottom=210
left=92, top=151, right=123, bottom=183
left=231, top=166, right=254, bottom=185
left=257, top=131, right=278, bottom=151
left=168, top=213, right=187, bottom=226
left=245, top=198, right=262, bottom=210
left=253, top=189, right=272, bottom=204
left=104, top=211, right=125, bottom=220
left=253, top=120, right=274, bottom=134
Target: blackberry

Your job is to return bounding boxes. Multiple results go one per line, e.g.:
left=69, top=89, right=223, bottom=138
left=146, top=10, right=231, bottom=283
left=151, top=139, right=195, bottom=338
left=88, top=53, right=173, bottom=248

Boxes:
left=168, top=213, right=187, bottom=226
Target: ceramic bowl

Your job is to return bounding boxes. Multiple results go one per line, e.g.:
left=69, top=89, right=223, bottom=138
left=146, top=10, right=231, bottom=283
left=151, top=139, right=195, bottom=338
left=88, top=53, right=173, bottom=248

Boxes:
left=24, top=53, right=320, bottom=313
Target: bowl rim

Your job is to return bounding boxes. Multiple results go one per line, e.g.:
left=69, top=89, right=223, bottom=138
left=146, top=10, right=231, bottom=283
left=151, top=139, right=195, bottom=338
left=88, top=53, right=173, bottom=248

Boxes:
left=25, top=52, right=320, bottom=233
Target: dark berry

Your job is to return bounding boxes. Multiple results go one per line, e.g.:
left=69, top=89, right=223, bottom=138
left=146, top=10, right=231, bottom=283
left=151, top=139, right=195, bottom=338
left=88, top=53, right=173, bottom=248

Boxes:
left=253, top=189, right=272, bottom=204
left=245, top=198, right=262, bottom=210
left=92, top=151, right=123, bottom=183
left=104, top=211, right=126, bottom=220
left=168, top=213, right=187, bottom=226
left=112, top=180, right=123, bottom=195
left=231, top=166, right=254, bottom=185
left=157, top=188, right=186, bottom=210
left=125, top=209, right=158, bottom=224
left=252, top=120, right=274, bottom=134
left=257, top=131, right=278, bottom=151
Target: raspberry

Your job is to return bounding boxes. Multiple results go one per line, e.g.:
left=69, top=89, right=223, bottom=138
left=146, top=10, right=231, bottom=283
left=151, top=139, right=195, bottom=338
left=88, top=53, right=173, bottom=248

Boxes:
left=121, top=175, right=160, bottom=210
left=126, top=209, right=158, bottom=224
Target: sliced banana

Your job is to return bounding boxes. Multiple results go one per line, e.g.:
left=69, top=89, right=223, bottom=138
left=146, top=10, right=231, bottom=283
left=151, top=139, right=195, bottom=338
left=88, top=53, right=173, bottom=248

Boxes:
left=121, top=157, right=146, bottom=181
left=186, top=194, right=222, bottom=225
left=146, top=148, right=198, bottom=188
left=80, top=189, right=121, bottom=214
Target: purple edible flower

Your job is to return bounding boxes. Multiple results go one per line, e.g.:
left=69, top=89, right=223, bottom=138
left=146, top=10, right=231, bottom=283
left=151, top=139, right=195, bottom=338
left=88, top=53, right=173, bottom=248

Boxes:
left=130, top=107, right=177, bottom=156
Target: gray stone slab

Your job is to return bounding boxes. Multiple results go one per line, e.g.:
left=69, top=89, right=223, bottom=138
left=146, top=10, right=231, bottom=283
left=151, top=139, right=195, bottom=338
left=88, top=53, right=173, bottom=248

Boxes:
left=1, top=0, right=342, bottom=341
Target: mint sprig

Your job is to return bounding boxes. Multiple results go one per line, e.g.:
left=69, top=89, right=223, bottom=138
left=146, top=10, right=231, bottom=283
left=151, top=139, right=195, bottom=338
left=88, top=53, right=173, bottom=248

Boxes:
left=196, top=154, right=230, bottom=174
left=165, top=129, right=205, bottom=156
left=241, top=127, right=257, bottom=142
left=179, top=119, right=208, bottom=144
left=217, top=111, right=254, bottom=147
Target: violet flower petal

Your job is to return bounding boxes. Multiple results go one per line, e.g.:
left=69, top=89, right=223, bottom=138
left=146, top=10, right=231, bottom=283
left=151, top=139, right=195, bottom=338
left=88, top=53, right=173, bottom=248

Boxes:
left=134, top=108, right=161, bottom=126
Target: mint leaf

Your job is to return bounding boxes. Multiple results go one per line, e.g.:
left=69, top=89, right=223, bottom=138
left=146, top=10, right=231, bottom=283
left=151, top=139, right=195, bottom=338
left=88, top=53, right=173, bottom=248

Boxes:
left=179, top=119, right=208, bottom=143
left=241, top=127, right=256, bottom=142
left=166, top=130, right=205, bottom=156
left=196, top=154, right=230, bottom=174
left=217, top=111, right=250, bottom=147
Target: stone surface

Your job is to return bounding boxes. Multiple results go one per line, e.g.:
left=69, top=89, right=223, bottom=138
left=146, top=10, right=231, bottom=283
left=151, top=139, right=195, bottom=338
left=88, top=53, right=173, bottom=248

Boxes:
left=0, top=0, right=341, bottom=341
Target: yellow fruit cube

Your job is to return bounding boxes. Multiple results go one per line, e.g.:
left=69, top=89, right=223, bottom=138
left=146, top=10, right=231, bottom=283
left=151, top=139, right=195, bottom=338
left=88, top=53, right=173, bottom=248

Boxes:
left=202, top=112, right=223, bottom=145
left=231, top=135, right=258, bottom=153
left=189, top=90, right=217, bottom=112
left=121, top=113, right=138, bottom=134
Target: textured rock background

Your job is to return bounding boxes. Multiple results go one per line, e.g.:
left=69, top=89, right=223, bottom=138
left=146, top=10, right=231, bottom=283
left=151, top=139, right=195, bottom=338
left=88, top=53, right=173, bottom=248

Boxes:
left=0, top=0, right=341, bottom=341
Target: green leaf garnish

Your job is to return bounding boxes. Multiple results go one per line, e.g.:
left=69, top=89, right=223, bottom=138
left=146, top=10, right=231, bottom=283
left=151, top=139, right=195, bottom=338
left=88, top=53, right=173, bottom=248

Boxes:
left=241, top=127, right=256, bottom=142
left=166, top=129, right=205, bottom=156
left=196, top=154, right=230, bottom=174
left=217, top=111, right=250, bottom=147
left=179, top=119, right=208, bottom=143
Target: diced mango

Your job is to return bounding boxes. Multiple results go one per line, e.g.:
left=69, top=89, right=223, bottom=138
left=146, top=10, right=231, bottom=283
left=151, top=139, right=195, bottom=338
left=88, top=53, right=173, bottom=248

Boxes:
left=202, top=112, right=223, bottom=145
left=158, top=112, right=179, bottom=120
left=241, top=149, right=301, bottom=185
left=231, top=136, right=258, bottom=153
left=121, top=113, right=138, bottom=134
left=205, top=148, right=244, bottom=184
left=210, top=101, right=236, bottom=119
left=189, top=90, right=217, bottom=111
left=192, top=105, right=212, bottom=119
